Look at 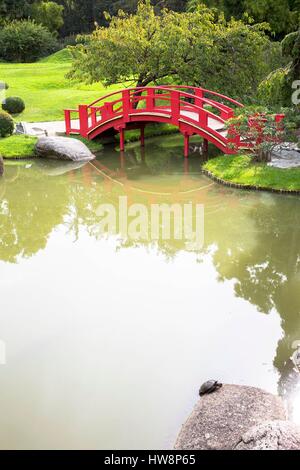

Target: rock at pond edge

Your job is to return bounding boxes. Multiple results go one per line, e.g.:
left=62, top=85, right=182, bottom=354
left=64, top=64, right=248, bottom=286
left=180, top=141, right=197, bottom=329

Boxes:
left=174, top=384, right=287, bottom=450
left=35, top=136, right=95, bottom=162
left=236, top=420, right=300, bottom=450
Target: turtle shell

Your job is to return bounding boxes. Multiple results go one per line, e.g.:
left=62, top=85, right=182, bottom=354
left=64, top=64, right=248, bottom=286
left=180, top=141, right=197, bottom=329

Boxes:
left=199, top=380, right=221, bottom=396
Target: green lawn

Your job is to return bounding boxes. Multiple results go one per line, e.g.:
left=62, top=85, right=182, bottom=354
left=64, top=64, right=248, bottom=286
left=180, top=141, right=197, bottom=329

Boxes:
left=0, top=49, right=122, bottom=123
left=0, top=135, right=38, bottom=158
left=203, top=155, right=300, bottom=191
left=0, top=134, right=102, bottom=159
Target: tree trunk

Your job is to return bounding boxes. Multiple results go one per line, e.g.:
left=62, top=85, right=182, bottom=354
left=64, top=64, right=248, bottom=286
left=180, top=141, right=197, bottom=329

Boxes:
left=132, top=79, right=150, bottom=109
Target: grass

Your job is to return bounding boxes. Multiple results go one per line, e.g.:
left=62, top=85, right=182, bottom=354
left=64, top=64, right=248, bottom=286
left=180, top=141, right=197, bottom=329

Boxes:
left=0, top=49, right=123, bottom=123
left=123, top=123, right=179, bottom=143
left=0, top=134, right=102, bottom=159
left=203, top=154, right=300, bottom=191
left=66, top=135, right=103, bottom=153
left=0, top=135, right=38, bottom=159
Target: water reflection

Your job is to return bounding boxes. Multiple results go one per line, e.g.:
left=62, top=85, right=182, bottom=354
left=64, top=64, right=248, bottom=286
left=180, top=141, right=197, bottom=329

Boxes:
left=1, top=134, right=300, bottom=447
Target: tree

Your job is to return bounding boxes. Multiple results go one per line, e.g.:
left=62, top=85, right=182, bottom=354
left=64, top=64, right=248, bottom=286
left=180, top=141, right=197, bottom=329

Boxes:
left=55, top=1, right=188, bottom=37
left=180, top=16, right=279, bottom=101
left=0, top=0, right=36, bottom=20
left=244, top=0, right=299, bottom=38
left=188, top=0, right=243, bottom=17
left=30, top=1, right=64, bottom=33
left=68, top=0, right=277, bottom=101
left=189, top=0, right=300, bottom=38
left=68, top=1, right=197, bottom=88
left=258, top=29, right=300, bottom=108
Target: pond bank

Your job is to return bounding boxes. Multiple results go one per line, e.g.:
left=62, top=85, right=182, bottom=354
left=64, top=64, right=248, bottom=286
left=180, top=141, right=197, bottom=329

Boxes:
left=0, top=123, right=178, bottom=161
left=203, top=155, right=300, bottom=194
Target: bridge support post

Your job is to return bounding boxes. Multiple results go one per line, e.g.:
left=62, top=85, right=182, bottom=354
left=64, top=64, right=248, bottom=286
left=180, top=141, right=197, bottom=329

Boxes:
left=78, top=105, right=89, bottom=138
left=203, top=139, right=208, bottom=154
left=184, top=133, right=189, bottom=158
left=119, top=128, right=125, bottom=152
left=64, top=110, right=71, bottom=135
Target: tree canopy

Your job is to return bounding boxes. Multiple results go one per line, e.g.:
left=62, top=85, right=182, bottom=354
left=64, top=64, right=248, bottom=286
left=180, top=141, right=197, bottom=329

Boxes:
left=68, top=0, right=279, bottom=101
left=0, top=1, right=299, bottom=38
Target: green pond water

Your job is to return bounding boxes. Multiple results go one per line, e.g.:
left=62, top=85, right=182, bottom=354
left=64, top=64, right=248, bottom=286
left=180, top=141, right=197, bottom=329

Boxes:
left=1, top=134, right=300, bottom=449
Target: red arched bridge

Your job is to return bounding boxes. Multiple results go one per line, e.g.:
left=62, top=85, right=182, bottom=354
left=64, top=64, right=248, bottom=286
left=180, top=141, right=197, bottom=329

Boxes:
left=64, top=85, right=283, bottom=157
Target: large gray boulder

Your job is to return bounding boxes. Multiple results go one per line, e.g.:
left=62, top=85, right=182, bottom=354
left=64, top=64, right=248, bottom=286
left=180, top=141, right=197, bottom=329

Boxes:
left=175, top=385, right=286, bottom=450
left=35, top=136, right=95, bottom=162
left=270, top=143, right=300, bottom=169
left=236, top=421, right=300, bottom=450
left=0, top=155, right=3, bottom=176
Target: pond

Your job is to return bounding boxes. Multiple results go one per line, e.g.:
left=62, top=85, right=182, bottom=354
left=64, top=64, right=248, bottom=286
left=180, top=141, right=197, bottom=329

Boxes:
left=0, top=134, right=300, bottom=450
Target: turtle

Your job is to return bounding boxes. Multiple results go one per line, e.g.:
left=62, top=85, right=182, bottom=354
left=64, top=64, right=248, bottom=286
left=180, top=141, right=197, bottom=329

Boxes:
left=199, top=380, right=222, bottom=397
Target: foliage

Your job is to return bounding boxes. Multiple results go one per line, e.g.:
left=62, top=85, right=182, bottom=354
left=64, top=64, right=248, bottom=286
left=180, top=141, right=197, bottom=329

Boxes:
left=259, top=28, right=300, bottom=108
left=227, top=107, right=295, bottom=162
left=68, top=0, right=277, bottom=102
left=0, top=20, right=58, bottom=62
left=2, top=96, right=25, bottom=114
left=243, top=0, right=299, bottom=38
left=189, top=0, right=300, bottom=38
left=258, top=68, right=290, bottom=107
left=55, top=0, right=189, bottom=36
left=183, top=18, right=281, bottom=102
left=0, top=0, right=35, bottom=20
left=0, top=110, right=14, bottom=137
left=0, top=135, right=37, bottom=158
left=203, top=154, right=300, bottom=191
left=0, top=0, right=298, bottom=39
left=30, top=1, right=64, bottom=33
left=196, top=1, right=246, bottom=17
left=68, top=1, right=189, bottom=87
left=286, top=28, right=300, bottom=84
left=282, top=31, right=299, bottom=57
left=281, top=106, right=300, bottom=128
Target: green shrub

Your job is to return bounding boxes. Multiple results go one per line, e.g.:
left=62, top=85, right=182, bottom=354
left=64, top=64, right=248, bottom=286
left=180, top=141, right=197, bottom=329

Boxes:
left=0, top=20, right=58, bottom=63
left=2, top=97, right=25, bottom=114
left=258, top=68, right=290, bottom=107
left=0, top=111, right=14, bottom=137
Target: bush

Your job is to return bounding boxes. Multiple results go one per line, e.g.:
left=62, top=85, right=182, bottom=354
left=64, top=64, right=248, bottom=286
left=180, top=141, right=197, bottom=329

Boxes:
left=0, top=111, right=14, bottom=137
left=0, top=20, right=58, bottom=63
left=258, top=68, right=291, bottom=107
left=2, top=97, right=25, bottom=114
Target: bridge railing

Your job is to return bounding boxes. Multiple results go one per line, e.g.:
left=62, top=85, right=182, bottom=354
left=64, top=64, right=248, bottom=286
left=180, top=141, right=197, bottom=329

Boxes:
left=65, top=86, right=244, bottom=139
